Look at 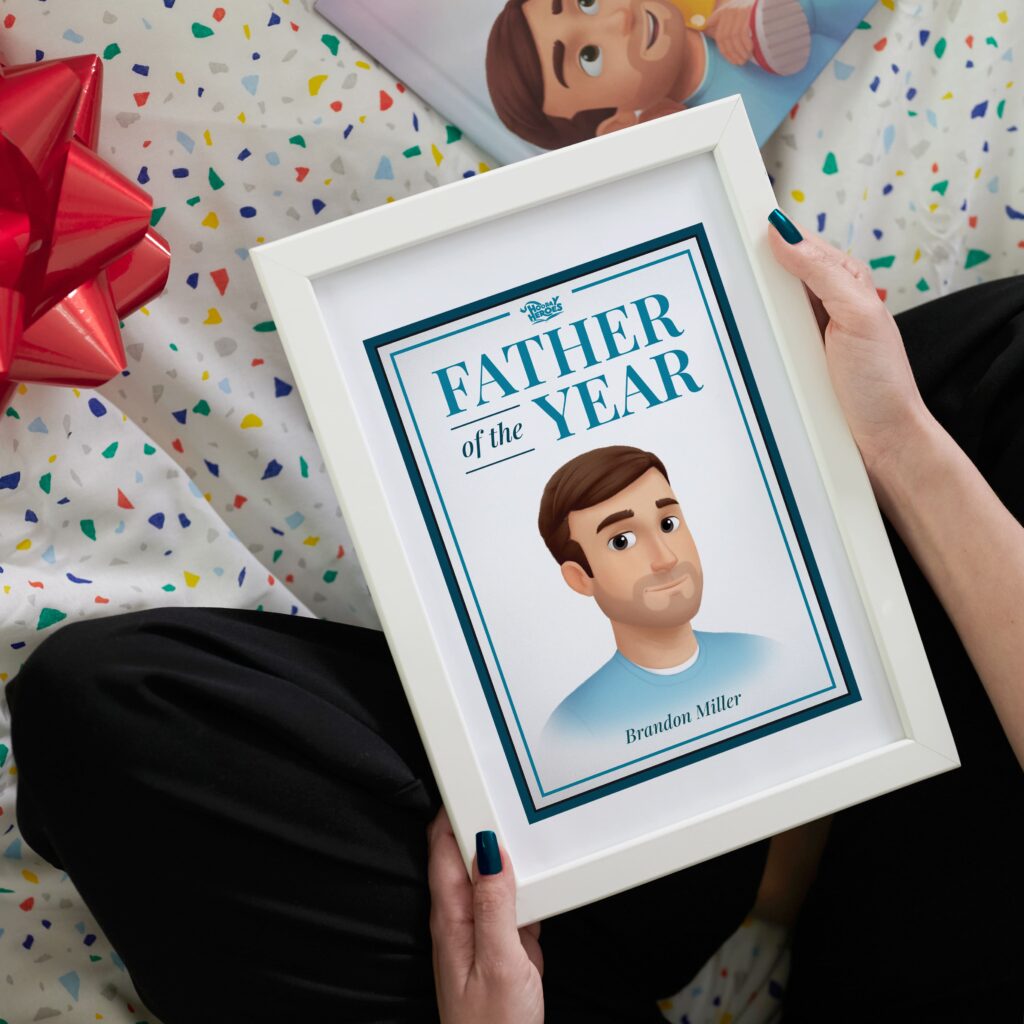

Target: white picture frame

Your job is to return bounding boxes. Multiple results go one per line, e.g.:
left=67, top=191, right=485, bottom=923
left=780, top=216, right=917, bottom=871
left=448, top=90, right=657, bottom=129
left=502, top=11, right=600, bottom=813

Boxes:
left=251, top=96, right=958, bottom=925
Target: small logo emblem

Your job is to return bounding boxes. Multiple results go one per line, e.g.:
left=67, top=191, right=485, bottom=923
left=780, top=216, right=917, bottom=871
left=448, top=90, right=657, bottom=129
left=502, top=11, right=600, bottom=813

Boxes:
left=520, top=296, right=562, bottom=324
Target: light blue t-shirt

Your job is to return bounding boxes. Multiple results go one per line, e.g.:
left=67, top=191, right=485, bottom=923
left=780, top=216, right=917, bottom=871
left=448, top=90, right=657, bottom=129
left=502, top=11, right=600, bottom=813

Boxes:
left=544, top=629, right=780, bottom=743
left=686, top=0, right=855, bottom=143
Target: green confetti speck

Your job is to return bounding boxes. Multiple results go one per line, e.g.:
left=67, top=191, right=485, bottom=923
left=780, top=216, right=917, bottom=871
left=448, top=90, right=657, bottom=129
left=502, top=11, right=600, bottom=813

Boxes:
left=102, top=43, right=121, bottom=60
left=869, top=255, right=896, bottom=269
left=37, top=607, right=67, bottom=631
left=907, top=110, right=918, bottom=117
left=161, top=583, right=176, bottom=592
left=445, top=125, right=463, bottom=143
left=39, top=472, right=51, bottom=494
left=81, top=519, right=97, bottom=540
left=403, top=145, right=422, bottom=158
left=101, top=442, right=118, bottom=459
left=150, top=206, right=166, bottom=226
left=0, top=742, right=7, bottom=767
left=253, top=320, right=276, bottom=332
left=321, top=33, right=340, bottom=55
left=192, top=21, right=214, bottom=38
left=192, top=399, right=211, bottom=416
left=985, top=36, right=998, bottom=47
left=5, top=407, right=19, bottom=418
left=323, top=570, right=338, bottom=583
left=934, top=37, right=946, bottom=58
left=931, top=180, right=949, bottom=195
left=289, top=134, right=307, bottom=148
left=299, top=456, right=309, bottom=478
left=857, top=20, right=870, bottom=29
left=272, top=549, right=283, bottom=563
left=89, top=955, right=102, bottom=962
left=916, top=277, right=931, bottom=292
left=822, top=152, right=838, bottom=175
left=169, top=342, right=178, bottom=351
left=997, top=99, right=1006, bottom=119
left=186, top=195, right=201, bottom=207
left=143, top=443, right=156, bottom=455
left=208, top=167, right=225, bottom=190
left=965, top=249, right=991, bottom=269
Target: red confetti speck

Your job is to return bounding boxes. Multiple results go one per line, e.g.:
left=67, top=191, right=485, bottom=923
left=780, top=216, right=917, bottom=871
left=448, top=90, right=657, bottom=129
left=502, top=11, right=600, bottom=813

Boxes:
left=329, top=100, right=342, bottom=112
left=295, top=166, right=310, bottom=182
left=20, top=897, right=34, bottom=912
left=28, top=580, right=45, bottom=589
left=233, top=494, right=248, bottom=509
left=3, top=13, right=15, bottom=27
left=267, top=574, right=276, bottom=585
left=252, top=357, right=264, bottom=366
left=931, top=162, right=939, bottom=172
left=290, top=20, right=299, bottom=31
left=396, top=82, right=406, bottom=93
left=210, top=267, right=230, bottom=295
left=380, top=89, right=393, bottom=111
left=172, top=438, right=184, bottom=453
left=337, top=545, right=346, bottom=559
left=134, top=91, right=150, bottom=107
left=143, top=139, right=152, bottom=148
left=876, top=288, right=888, bottom=302
left=212, top=6, right=226, bottom=21
left=720, top=967, right=729, bottom=977
left=117, top=487, right=135, bottom=509
left=95, top=596, right=110, bottom=604
left=966, top=34, right=974, bottom=48
left=968, top=215, right=978, bottom=228
left=873, top=36, right=887, bottom=51
left=285, top=574, right=295, bottom=583
left=789, top=102, right=799, bottom=120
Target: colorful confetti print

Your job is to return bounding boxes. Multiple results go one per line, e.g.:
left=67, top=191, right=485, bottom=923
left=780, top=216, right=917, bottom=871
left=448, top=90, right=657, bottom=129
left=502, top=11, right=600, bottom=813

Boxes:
left=0, top=1, right=1020, bottom=1022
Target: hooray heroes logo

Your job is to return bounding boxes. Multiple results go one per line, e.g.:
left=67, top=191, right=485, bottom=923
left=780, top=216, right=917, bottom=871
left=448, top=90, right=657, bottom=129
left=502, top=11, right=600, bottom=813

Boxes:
left=430, top=292, right=703, bottom=442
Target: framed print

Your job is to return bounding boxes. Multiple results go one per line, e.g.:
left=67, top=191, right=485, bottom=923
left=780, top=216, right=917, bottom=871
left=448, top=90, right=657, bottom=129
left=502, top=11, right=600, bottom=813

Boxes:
left=251, top=96, right=958, bottom=925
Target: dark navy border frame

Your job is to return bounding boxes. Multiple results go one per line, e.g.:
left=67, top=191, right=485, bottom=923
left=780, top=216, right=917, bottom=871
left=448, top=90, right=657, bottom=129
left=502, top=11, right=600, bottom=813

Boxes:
left=364, top=223, right=862, bottom=823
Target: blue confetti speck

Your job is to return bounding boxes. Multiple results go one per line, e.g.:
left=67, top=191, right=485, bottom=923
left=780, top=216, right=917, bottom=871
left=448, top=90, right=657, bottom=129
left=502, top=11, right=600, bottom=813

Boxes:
left=274, top=377, right=293, bottom=398
left=148, top=512, right=166, bottom=529
left=0, top=472, right=20, bottom=490
left=176, top=130, right=196, bottom=153
left=242, top=74, right=260, bottom=96
left=204, top=459, right=220, bottom=477
left=262, top=459, right=283, bottom=480
left=240, top=206, right=257, bottom=218
left=88, top=398, right=107, bottom=417
left=28, top=417, right=48, bottom=433
left=63, top=29, right=84, bottom=43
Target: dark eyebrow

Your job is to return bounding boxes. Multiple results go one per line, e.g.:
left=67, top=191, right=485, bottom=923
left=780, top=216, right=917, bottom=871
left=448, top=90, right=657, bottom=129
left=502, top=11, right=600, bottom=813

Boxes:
left=552, top=39, right=568, bottom=88
left=655, top=498, right=680, bottom=509
left=552, top=0, right=563, bottom=12
left=596, top=509, right=633, bottom=534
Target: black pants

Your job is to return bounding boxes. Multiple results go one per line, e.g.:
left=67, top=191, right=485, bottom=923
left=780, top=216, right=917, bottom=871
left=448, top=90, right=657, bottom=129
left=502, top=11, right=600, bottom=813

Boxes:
left=7, top=277, right=1024, bottom=1023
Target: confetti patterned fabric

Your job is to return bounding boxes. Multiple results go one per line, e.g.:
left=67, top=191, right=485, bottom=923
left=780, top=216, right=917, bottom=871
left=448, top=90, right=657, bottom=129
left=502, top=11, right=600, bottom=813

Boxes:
left=0, top=1, right=1020, bottom=1021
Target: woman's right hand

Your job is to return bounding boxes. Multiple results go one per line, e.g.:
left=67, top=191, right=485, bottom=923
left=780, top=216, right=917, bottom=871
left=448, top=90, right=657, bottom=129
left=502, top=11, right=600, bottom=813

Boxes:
left=766, top=210, right=937, bottom=477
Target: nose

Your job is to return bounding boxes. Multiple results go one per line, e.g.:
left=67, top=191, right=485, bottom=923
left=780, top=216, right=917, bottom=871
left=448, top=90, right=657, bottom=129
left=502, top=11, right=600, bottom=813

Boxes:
left=649, top=536, right=678, bottom=574
left=609, top=5, right=635, bottom=38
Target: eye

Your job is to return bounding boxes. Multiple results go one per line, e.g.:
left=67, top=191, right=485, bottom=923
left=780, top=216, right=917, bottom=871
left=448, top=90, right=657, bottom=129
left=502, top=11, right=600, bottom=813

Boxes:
left=660, top=515, right=680, bottom=534
left=577, top=0, right=599, bottom=13
left=608, top=531, right=636, bottom=552
left=579, top=44, right=603, bottom=76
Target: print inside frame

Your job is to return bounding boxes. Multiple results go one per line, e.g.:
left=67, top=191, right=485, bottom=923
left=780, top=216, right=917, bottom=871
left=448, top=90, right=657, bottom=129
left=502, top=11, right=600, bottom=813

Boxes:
left=251, top=97, right=958, bottom=925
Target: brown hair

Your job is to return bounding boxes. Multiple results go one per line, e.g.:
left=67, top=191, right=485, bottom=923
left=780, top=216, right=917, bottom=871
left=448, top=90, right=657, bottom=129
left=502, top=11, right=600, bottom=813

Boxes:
left=538, top=446, right=670, bottom=577
left=485, top=0, right=615, bottom=150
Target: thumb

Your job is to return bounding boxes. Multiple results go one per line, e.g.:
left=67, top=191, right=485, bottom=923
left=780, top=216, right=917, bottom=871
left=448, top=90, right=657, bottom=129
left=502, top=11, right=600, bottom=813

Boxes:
left=767, top=210, right=883, bottom=336
left=471, top=830, right=521, bottom=976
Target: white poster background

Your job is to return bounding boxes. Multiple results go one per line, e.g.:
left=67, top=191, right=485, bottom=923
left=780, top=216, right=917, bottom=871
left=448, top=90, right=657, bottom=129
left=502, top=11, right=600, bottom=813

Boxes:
left=313, top=152, right=905, bottom=878
left=374, top=233, right=849, bottom=809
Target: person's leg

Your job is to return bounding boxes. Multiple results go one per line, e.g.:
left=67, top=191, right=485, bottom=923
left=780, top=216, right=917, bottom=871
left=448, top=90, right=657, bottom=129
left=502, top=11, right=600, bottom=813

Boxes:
left=8, top=600, right=769, bottom=1024
left=8, top=606, right=442, bottom=1023
left=783, top=275, right=1024, bottom=1020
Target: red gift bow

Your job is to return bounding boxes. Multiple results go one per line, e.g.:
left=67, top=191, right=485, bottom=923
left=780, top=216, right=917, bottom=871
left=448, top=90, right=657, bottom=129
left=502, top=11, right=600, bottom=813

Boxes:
left=0, top=54, right=170, bottom=409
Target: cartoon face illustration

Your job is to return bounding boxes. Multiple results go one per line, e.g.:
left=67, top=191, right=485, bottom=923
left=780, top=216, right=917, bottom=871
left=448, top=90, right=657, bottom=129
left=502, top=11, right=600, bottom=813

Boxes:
left=538, top=445, right=704, bottom=633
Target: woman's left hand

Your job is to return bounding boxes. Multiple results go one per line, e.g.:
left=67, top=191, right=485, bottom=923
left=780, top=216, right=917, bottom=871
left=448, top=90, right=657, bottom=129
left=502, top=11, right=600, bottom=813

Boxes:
left=427, top=807, right=544, bottom=1024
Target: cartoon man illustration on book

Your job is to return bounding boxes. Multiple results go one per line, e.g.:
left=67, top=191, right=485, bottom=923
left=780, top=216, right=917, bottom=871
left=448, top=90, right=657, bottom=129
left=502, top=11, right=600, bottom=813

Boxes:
left=538, top=444, right=781, bottom=745
left=486, top=0, right=857, bottom=149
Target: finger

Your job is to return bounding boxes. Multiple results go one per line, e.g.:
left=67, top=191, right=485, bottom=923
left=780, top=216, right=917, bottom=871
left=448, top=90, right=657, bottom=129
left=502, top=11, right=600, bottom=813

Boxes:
left=427, top=807, right=475, bottom=983
left=471, top=831, right=522, bottom=977
left=767, top=216, right=884, bottom=337
left=519, top=924, right=545, bottom=976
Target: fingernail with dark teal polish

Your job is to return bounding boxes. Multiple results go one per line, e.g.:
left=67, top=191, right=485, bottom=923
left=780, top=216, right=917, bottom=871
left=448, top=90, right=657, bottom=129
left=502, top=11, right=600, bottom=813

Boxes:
left=476, top=830, right=502, bottom=875
left=769, top=208, right=803, bottom=244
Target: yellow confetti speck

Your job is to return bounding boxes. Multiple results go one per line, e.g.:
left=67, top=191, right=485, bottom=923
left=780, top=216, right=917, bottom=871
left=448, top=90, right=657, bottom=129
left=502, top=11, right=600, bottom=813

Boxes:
left=309, top=74, right=328, bottom=96
left=201, top=370, right=210, bottom=381
left=359, top=114, right=366, bottom=123
left=941, top=91, right=953, bottom=99
left=928, top=202, right=939, bottom=212
left=896, top=169, right=905, bottom=177
left=140, top=306, right=151, bottom=316
left=974, top=167, right=982, bottom=178
left=184, top=571, right=200, bottom=588
left=203, top=129, right=213, bottom=146
left=71, top=387, right=80, bottom=397
left=880, top=0, right=894, bottom=8
left=201, top=211, right=219, bottom=228
left=791, top=189, right=805, bottom=202
left=303, top=536, right=320, bottom=547
left=9, top=765, right=17, bottom=775
left=256, top=235, right=265, bottom=243
left=478, top=162, right=491, bottom=173
left=323, top=177, right=332, bottom=186
left=356, top=60, right=370, bottom=69
left=1, top=588, right=8, bottom=596
left=998, top=10, right=1008, bottom=23
left=240, top=413, right=263, bottom=429
left=432, top=143, right=443, bottom=166
left=203, top=307, right=223, bottom=325
left=243, top=23, right=251, bottom=39
left=386, top=196, right=396, bottom=203
left=913, top=247, right=922, bottom=263
left=175, top=71, right=185, bottom=85
left=204, top=492, right=212, bottom=502
left=22, top=869, right=39, bottom=884
left=16, top=539, right=31, bottom=551
left=0, top=670, right=7, bottom=679
left=237, top=112, right=246, bottom=124
left=48, top=454, right=57, bottom=463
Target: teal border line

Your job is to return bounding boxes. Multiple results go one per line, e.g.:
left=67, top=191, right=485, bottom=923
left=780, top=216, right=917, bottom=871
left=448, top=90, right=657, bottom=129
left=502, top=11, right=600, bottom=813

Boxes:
left=364, top=224, right=861, bottom=823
